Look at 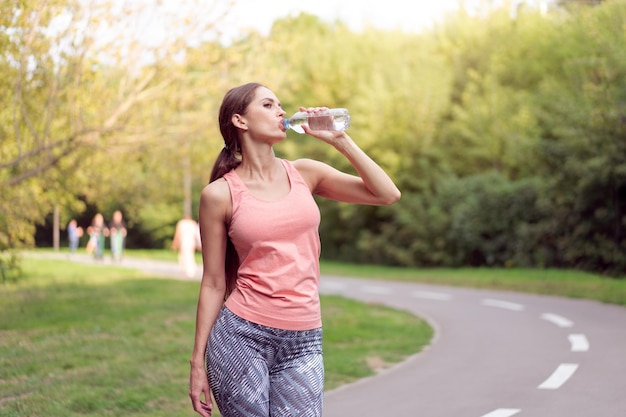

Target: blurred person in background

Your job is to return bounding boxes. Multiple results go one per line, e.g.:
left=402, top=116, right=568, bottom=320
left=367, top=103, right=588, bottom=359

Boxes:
left=66, top=219, right=83, bottom=254
left=172, top=215, right=201, bottom=278
left=87, top=213, right=109, bottom=260
left=109, top=210, right=127, bottom=262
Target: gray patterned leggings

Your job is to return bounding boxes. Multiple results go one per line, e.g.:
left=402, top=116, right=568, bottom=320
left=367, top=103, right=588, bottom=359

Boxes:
left=206, top=307, right=324, bottom=417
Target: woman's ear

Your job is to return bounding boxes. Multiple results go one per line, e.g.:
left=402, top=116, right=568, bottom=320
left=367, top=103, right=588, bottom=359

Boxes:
left=232, top=114, right=247, bottom=130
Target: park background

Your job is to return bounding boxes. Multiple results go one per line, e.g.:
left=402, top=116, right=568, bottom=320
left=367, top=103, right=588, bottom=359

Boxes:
left=2, top=0, right=625, bottom=276
left=2, top=1, right=626, bottom=416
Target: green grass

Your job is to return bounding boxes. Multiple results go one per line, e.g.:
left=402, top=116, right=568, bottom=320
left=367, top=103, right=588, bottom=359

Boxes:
left=321, top=296, right=430, bottom=388
left=0, top=258, right=432, bottom=417
left=35, top=247, right=202, bottom=264
left=320, top=261, right=626, bottom=307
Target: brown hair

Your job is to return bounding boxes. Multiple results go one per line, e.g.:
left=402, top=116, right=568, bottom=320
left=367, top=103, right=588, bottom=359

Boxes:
left=209, top=82, right=264, bottom=295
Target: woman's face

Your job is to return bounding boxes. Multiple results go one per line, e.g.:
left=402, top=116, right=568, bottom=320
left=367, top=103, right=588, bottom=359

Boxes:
left=240, top=86, right=287, bottom=142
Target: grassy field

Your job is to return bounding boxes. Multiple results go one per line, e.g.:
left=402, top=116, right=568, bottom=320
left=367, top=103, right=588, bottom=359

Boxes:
left=0, top=257, right=432, bottom=417
left=319, top=261, right=626, bottom=307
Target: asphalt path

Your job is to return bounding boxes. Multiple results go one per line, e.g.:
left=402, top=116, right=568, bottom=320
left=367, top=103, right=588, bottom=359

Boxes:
left=319, top=276, right=626, bottom=417
left=29, top=253, right=626, bottom=416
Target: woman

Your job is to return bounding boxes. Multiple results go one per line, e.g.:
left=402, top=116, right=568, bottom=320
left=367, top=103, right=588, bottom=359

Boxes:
left=87, top=213, right=108, bottom=259
left=66, top=219, right=83, bottom=254
left=108, top=210, right=127, bottom=262
left=189, top=82, right=400, bottom=417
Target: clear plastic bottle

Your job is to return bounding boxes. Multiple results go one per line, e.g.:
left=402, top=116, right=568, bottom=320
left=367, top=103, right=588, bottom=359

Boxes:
left=283, top=108, right=351, bottom=134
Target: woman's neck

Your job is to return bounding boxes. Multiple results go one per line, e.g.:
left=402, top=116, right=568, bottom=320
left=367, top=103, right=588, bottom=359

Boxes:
left=237, top=145, right=280, bottom=182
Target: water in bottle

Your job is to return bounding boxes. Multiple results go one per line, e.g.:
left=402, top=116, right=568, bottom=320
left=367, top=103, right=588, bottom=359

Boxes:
left=283, top=108, right=351, bottom=134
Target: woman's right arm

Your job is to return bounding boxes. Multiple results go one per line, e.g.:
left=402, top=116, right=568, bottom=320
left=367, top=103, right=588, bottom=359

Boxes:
left=189, top=179, right=231, bottom=417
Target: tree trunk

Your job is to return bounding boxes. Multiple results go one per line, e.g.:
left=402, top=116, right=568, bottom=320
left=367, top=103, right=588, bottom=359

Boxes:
left=53, top=204, right=60, bottom=251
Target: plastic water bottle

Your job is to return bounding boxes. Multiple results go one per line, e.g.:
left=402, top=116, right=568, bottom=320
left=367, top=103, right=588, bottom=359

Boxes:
left=283, top=108, right=351, bottom=134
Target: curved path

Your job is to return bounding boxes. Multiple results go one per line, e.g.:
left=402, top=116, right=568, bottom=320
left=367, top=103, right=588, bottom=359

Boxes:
left=29, top=253, right=626, bottom=416
left=319, top=276, right=626, bottom=417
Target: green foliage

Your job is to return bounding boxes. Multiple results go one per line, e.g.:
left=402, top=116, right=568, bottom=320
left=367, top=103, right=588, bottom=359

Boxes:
left=135, top=202, right=181, bottom=248
left=3, top=1, right=625, bottom=275
left=0, top=251, right=22, bottom=283
left=527, top=0, right=626, bottom=274
left=439, top=172, right=546, bottom=267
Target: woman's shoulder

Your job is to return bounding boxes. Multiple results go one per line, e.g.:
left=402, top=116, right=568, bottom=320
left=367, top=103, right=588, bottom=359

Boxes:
left=291, top=158, right=328, bottom=172
left=200, top=178, right=231, bottom=206
left=292, top=158, right=335, bottom=177
left=290, top=158, right=333, bottom=192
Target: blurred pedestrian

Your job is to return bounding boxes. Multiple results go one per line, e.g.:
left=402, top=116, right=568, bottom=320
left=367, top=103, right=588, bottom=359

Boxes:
left=66, top=219, right=83, bottom=254
left=87, top=213, right=109, bottom=260
left=172, top=215, right=201, bottom=278
left=109, top=210, right=127, bottom=261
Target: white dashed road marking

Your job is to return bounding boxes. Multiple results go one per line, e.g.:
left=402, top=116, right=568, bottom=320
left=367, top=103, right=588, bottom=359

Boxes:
left=538, top=363, right=579, bottom=389
left=411, top=291, right=453, bottom=301
left=324, top=281, right=590, bottom=416
left=568, top=334, right=590, bottom=352
left=480, top=408, right=521, bottom=417
left=541, top=313, right=574, bottom=328
left=481, top=299, right=525, bottom=311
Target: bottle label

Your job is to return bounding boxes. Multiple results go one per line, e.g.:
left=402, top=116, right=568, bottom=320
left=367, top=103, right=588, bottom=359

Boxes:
left=307, top=114, right=335, bottom=131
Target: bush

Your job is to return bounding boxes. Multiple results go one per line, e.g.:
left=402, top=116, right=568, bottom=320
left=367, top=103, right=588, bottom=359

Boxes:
left=0, top=251, right=22, bottom=283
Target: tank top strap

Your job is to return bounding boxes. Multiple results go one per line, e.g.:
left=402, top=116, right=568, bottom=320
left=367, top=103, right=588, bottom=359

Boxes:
left=222, top=169, right=246, bottom=209
left=280, top=159, right=308, bottom=189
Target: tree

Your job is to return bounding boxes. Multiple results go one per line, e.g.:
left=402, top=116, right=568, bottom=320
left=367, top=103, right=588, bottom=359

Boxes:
left=1, top=0, right=232, bottom=251
left=531, top=1, right=624, bottom=273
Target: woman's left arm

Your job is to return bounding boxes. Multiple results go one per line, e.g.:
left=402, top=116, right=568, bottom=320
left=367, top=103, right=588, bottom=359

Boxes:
left=295, top=127, right=401, bottom=206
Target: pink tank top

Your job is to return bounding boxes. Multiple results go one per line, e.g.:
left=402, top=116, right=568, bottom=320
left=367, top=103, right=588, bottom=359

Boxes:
left=223, top=159, right=322, bottom=330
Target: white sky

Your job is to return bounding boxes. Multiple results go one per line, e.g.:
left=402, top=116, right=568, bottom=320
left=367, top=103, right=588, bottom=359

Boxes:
left=85, top=0, right=550, bottom=58
left=217, top=0, right=552, bottom=42
left=220, top=0, right=475, bottom=39
left=90, top=0, right=470, bottom=49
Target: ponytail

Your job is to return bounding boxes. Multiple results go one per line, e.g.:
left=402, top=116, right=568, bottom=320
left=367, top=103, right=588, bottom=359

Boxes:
left=209, top=147, right=241, bottom=183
